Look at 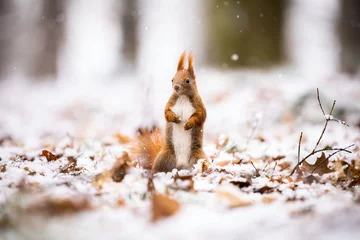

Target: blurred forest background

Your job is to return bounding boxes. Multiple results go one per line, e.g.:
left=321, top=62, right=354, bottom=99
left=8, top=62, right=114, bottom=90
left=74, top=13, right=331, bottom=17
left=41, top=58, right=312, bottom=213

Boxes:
left=0, top=0, right=360, bottom=84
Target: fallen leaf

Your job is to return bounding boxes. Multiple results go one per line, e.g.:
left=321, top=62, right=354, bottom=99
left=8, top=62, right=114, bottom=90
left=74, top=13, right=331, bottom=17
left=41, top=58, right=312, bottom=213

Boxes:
left=300, top=153, right=333, bottom=175
left=152, top=193, right=180, bottom=222
left=112, top=152, right=132, bottom=182
left=27, top=197, right=92, bottom=216
left=24, top=166, right=36, bottom=176
left=117, top=199, right=125, bottom=207
left=272, top=155, right=285, bottom=161
left=216, top=188, right=252, bottom=208
left=41, top=150, right=58, bottom=161
left=230, top=179, right=251, bottom=189
left=254, top=185, right=275, bottom=194
left=261, top=196, right=276, bottom=204
left=171, top=172, right=195, bottom=192
left=0, top=165, right=6, bottom=172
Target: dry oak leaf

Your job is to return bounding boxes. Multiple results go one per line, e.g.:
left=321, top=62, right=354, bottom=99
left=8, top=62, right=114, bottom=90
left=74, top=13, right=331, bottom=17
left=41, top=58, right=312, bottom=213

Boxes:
left=152, top=193, right=180, bottom=222
left=216, top=188, right=252, bottom=208
left=27, top=197, right=92, bottom=216
left=172, top=172, right=195, bottom=192
left=112, top=152, right=132, bottom=182
left=300, top=153, right=333, bottom=175
left=41, top=150, right=58, bottom=161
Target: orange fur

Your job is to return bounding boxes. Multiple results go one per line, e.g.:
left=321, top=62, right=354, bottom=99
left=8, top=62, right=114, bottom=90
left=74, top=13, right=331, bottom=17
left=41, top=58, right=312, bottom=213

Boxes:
left=130, top=127, right=164, bottom=170
left=187, top=51, right=195, bottom=78
left=177, top=51, right=186, bottom=71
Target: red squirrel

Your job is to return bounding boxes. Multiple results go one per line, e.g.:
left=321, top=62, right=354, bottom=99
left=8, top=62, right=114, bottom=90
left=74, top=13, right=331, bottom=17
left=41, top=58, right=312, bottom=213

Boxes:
left=131, top=51, right=207, bottom=173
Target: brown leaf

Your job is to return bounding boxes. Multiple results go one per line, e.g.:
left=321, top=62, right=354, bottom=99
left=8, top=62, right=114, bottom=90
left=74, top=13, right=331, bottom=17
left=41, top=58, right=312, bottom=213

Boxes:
left=272, top=155, right=285, bottom=161
left=300, top=153, right=333, bottom=175
left=24, top=166, right=36, bottom=176
left=112, top=152, right=132, bottom=182
left=172, top=172, right=195, bottom=192
left=0, top=164, right=6, bottom=172
left=117, top=199, right=125, bottom=207
left=152, top=193, right=180, bottom=222
left=59, top=156, right=83, bottom=175
left=261, top=196, right=276, bottom=204
left=216, top=188, right=252, bottom=208
left=254, top=185, right=275, bottom=194
left=230, top=179, right=251, bottom=189
left=27, top=197, right=92, bottom=216
left=41, top=150, right=58, bottom=161
left=93, top=170, right=112, bottom=190
left=346, top=159, right=360, bottom=179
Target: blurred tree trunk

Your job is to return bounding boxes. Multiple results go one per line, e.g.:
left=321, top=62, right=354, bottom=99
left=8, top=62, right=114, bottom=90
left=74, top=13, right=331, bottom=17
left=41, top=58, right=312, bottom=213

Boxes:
left=121, top=0, right=138, bottom=71
left=1, top=1, right=65, bottom=80
left=31, top=0, right=65, bottom=78
left=206, top=0, right=285, bottom=68
left=339, top=0, right=360, bottom=75
left=0, top=0, right=12, bottom=79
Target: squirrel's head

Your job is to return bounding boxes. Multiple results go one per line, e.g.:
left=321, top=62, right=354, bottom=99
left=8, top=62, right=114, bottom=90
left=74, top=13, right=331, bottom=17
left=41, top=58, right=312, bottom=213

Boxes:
left=172, top=51, right=198, bottom=97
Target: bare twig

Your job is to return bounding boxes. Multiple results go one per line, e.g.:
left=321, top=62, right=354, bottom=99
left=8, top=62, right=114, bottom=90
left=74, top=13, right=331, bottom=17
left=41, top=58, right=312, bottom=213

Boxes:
left=298, top=132, right=303, bottom=164
left=311, top=144, right=354, bottom=174
left=289, top=146, right=352, bottom=175
left=317, top=88, right=326, bottom=116
left=271, top=161, right=278, bottom=176
left=313, top=89, right=336, bottom=151
left=329, top=118, right=350, bottom=127
left=289, top=89, right=352, bottom=176
left=250, top=161, right=260, bottom=176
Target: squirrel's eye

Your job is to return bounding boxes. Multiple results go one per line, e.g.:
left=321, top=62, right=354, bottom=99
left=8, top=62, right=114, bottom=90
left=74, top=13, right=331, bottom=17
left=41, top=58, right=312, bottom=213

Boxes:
left=171, top=79, right=173, bottom=82
left=186, top=79, right=190, bottom=84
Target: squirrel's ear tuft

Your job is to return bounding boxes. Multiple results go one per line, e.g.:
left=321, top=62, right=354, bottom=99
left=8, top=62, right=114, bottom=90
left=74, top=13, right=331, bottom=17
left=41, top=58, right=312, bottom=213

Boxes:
left=188, top=51, right=195, bottom=78
left=177, top=51, right=187, bottom=71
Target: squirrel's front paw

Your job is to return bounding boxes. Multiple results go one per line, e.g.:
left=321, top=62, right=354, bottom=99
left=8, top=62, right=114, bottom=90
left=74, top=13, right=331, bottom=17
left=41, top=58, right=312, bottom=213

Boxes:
left=184, top=121, right=194, bottom=130
left=173, top=117, right=181, bottom=124
left=166, top=111, right=181, bottom=123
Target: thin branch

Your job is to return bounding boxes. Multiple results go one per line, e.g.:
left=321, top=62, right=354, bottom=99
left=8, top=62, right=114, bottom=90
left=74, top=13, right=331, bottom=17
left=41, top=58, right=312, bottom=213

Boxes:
left=313, top=100, right=336, bottom=152
left=317, top=88, right=325, bottom=116
left=271, top=161, right=278, bottom=176
left=311, top=144, right=354, bottom=174
left=262, top=162, right=269, bottom=171
left=250, top=161, right=260, bottom=176
left=290, top=89, right=352, bottom=176
left=289, top=146, right=352, bottom=176
left=329, top=118, right=350, bottom=127
left=297, top=132, right=303, bottom=164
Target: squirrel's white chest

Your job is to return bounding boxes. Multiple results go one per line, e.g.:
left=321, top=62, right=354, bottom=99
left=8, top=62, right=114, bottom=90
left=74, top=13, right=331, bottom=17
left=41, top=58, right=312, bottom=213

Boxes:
left=171, top=96, right=195, bottom=167
left=171, top=96, right=195, bottom=122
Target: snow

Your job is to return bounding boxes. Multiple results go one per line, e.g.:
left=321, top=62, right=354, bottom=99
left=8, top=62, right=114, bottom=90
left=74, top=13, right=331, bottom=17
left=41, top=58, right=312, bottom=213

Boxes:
left=0, top=67, right=360, bottom=239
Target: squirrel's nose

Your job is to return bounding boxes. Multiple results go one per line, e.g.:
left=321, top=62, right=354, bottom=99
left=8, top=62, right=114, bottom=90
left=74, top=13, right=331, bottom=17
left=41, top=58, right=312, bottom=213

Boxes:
left=174, top=85, right=180, bottom=91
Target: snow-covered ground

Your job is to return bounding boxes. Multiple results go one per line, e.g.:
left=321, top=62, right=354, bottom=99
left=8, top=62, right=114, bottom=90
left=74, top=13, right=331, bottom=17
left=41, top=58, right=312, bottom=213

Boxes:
left=0, top=68, right=360, bottom=240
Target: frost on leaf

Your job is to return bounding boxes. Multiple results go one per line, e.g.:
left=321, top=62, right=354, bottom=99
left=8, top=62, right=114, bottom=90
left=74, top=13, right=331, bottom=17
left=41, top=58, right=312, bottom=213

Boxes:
left=152, top=193, right=180, bottom=222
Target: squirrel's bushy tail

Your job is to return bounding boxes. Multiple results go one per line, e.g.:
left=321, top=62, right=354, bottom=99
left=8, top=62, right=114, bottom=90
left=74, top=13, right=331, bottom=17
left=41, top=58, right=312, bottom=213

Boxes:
left=129, top=127, right=164, bottom=170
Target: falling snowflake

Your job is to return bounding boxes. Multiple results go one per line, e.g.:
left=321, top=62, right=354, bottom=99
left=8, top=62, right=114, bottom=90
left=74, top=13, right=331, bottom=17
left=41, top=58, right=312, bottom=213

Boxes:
left=231, top=54, right=239, bottom=61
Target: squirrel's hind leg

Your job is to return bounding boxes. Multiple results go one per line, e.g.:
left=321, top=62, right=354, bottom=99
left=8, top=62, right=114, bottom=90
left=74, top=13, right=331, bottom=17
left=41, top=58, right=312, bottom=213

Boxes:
left=189, top=149, right=208, bottom=166
left=152, top=150, right=176, bottom=173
